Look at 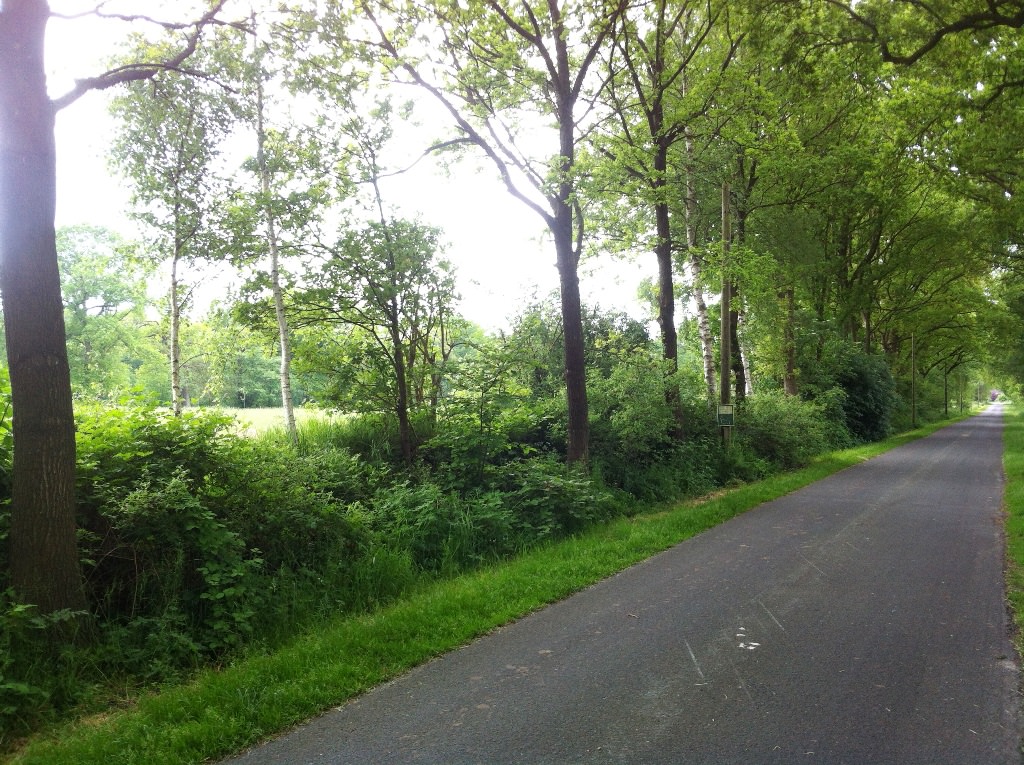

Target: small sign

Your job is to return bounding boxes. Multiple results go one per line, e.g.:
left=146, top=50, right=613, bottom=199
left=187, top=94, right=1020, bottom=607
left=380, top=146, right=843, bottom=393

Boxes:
left=718, top=404, right=734, bottom=427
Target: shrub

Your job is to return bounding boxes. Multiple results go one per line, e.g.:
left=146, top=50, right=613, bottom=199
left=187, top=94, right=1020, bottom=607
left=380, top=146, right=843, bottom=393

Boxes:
left=93, top=469, right=261, bottom=654
left=366, top=482, right=519, bottom=573
left=0, top=593, right=84, bottom=738
left=421, top=397, right=564, bottom=495
left=369, top=482, right=470, bottom=572
left=736, top=391, right=838, bottom=471
left=800, top=341, right=896, bottom=443
left=493, top=456, right=621, bottom=539
left=73, top=402, right=371, bottom=665
left=835, top=351, right=896, bottom=441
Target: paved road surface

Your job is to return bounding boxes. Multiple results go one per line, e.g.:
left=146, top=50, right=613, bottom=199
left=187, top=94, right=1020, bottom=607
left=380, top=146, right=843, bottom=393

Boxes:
left=225, top=406, right=1020, bottom=764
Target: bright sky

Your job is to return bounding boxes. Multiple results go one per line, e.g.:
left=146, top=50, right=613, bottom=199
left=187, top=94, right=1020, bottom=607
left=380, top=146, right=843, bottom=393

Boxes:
left=44, top=4, right=654, bottom=333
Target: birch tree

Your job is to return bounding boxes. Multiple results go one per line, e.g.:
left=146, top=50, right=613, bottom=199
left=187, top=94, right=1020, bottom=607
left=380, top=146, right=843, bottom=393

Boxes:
left=250, top=16, right=298, bottom=442
left=109, top=31, right=244, bottom=415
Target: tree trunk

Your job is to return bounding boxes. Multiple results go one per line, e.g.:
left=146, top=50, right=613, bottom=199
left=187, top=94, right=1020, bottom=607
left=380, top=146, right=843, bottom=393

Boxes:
left=653, top=145, right=684, bottom=440
left=554, top=86, right=589, bottom=465
left=555, top=217, right=589, bottom=466
left=782, top=287, right=798, bottom=396
left=730, top=290, right=745, bottom=402
left=254, top=59, right=297, bottom=445
left=720, top=182, right=732, bottom=433
left=169, top=250, right=184, bottom=415
left=738, top=308, right=753, bottom=397
left=0, top=0, right=86, bottom=613
left=270, top=236, right=296, bottom=439
left=389, top=303, right=414, bottom=468
left=692, top=267, right=716, bottom=402
left=684, top=125, right=715, bottom=402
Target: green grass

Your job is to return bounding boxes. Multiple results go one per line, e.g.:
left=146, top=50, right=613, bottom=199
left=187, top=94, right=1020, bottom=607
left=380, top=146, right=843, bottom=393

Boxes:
left=8, top=416, right=971, bottom=765
left=1002, top=403, right=1024, bottom=656
left=212, top=406, right=340, bottom=434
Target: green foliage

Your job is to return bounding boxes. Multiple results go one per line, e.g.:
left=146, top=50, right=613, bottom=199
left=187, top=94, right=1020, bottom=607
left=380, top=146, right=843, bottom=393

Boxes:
left=801, top=342, right=897, bottom=443
left=493, top=456, right=621, bottom=538
left=422, top=397, right=563, bottom=495
left=834, top=350, right=897, bottom=442
left=99, top=470, right=260, bottom=655
left=288, top=218, right=456, bottom=426
left=180, top=312, right=285, bottom=408
left=58, top=225, right=155, bottom=399
left=735, top=391, right=851, bottom=472
left=368, top=482, right=511, bottom=573
left=72, top=402, right=372, bottom=671
left=587, top=359, right=719, bottom=501
left=0, top=368, right=12, bottom=585
left=588, top=357, right=673, bottom=465
left=0, top=593, right=85, bottom=738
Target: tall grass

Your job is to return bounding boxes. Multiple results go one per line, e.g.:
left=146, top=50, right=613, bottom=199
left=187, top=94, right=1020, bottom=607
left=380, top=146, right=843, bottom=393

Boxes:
left=8, top=417, right=963, bottom=765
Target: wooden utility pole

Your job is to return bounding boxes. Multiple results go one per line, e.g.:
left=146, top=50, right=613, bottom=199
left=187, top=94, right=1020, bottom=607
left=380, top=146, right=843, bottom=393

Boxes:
left=911, top=333, right=917, bottom=428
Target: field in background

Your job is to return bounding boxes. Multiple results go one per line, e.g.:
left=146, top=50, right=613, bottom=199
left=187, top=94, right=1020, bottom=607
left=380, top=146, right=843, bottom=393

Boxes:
left=211, top=406, right=340, bottom=434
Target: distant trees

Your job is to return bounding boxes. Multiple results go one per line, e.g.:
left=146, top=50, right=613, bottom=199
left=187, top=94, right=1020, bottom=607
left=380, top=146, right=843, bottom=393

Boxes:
left=57, top=225, right=152, bottom=397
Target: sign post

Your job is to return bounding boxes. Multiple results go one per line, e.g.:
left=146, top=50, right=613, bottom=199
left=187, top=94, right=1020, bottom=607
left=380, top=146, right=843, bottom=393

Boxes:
left=717, top=404, right=734, bottom=428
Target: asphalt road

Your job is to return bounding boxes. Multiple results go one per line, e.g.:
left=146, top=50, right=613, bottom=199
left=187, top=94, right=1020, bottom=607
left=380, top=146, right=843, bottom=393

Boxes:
left=224, top=406, right=1020, bottom=764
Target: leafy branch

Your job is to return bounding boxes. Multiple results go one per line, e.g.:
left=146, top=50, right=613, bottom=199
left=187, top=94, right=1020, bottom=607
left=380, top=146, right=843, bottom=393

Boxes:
left=52, top=0, right=238, bottom=110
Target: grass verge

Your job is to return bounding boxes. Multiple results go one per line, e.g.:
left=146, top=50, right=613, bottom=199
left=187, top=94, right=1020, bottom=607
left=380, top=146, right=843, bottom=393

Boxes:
left=1002, top=403, right=1024, bottom=657
left=9, top=416, right=969, bottom=765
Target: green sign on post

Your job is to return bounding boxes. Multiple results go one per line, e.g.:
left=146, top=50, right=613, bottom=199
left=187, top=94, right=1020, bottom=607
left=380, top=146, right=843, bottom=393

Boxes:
left=717, top=404, right=734, bottom=427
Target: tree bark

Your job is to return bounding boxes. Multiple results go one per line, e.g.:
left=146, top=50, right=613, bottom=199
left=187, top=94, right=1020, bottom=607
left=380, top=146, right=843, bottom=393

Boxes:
left=554, top=204, right=589, bottom=466
left=720, top=182, right=732, bottom=432
left=684, top=127, right=715, bottom=402
left=782, top=287, right=798, bottom=395
left=254, top=55, right=297, bottom=445
left=653, top=145, right=684, bottom=440
left=169, top=249, right=184, bottom=415
left=389, top=304, right=414, bottom=468
left=730, top=287, right=745, bottom=402
left=0, top=0, right=86, bottom=613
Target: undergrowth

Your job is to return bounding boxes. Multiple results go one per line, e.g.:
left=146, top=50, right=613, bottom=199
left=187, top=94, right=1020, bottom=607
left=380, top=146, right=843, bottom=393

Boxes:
left=3, top=410, right=970, bottom=764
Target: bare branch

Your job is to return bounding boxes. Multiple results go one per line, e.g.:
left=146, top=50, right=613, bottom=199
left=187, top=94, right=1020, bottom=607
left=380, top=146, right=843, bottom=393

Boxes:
left=373, top=137, right=477, bottom=180
left=51, top=0, right=234, bottom=111
left=360, top=0, right=555, bottom=227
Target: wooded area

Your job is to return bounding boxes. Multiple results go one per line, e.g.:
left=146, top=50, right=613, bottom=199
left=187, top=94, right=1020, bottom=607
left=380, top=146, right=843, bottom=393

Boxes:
left=2, top=0, right=1024, bottom=747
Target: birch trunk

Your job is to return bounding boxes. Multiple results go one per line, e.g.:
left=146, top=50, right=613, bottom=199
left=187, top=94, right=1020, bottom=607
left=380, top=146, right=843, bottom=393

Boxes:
left=684, top=128, right=716, bottom=402
left=169, top=249, right=184, bottom=415
left=254, top=52, right=297, bottom=445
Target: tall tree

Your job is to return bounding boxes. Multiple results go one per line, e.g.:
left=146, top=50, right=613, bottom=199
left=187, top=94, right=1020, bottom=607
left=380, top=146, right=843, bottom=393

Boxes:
left=109, top=30, right=244, bottom=415
left=0, top=0, right=228, bottom=614
left=598, top=0, right=736, bottom=434
left=338, top=0, right=629, bottom=464
left=250, top=13, right=298, bottom=443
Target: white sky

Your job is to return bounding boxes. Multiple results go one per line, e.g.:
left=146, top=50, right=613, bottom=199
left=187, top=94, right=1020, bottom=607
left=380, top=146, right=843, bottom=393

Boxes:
left=44, top=5, right=654, bottom=332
